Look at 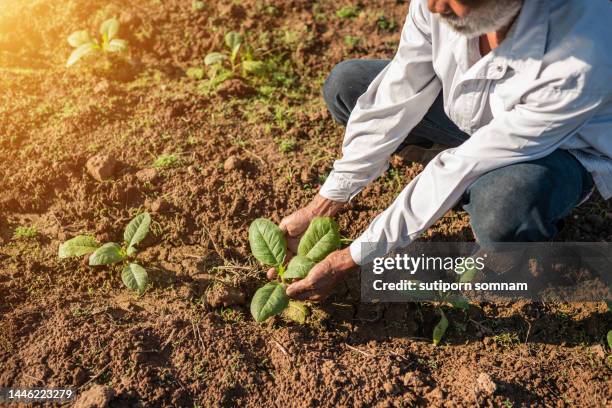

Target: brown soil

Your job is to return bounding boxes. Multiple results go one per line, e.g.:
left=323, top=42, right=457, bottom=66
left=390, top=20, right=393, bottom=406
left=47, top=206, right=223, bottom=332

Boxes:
left=1, top=0, right=610, bottom=407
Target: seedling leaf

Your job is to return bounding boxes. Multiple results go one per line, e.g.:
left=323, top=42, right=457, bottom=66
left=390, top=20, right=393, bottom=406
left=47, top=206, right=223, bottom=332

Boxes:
left=447, top=295, right=470, bottom=310
left=204, top=52, right=227, bottom=66
left=100, top=18, right=119, bottom=41
left=283, top=301, right=308, bottom=324
left=58, top=235, right=99, bottom=258
left=248, top=218, right=286, bottom=266
left=224, top=31, right=242, bottom=61
left=122, top=263, right=149, bottom=294
left=459, top=265, right=478, bottom=283
left=432, top=310, right=449, bottom=346
left=284, top=256, right=315, bottom=279
left=66, top=43, right=96, bottom=67
left=105, top=38, right=127, bottom=52
left=89, top=243, right=124, bottom=265
left=297, top=217, right=340, bottom=262
left=250, top=281, right=289, bottom=322
left=124, top=212, right=151, bottom=253
left=68, top=30, right=91, bottom=47
left=242, top=60, right=265, bottom=75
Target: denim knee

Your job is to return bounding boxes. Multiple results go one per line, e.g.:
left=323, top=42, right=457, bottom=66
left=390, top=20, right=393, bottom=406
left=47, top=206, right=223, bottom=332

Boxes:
left=464, top=168, right=559, bottom=244
left=323, top=60, right=358, bottom=125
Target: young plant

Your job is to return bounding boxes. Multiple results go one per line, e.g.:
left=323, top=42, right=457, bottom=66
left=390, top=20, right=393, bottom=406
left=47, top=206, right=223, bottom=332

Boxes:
left=58, top=213, right=152, bottom=294
left=248, top=217, right=341, bottom=322
left=66, top=18, right=128, bottom=67
left=196, top=31, right=265, bottom=91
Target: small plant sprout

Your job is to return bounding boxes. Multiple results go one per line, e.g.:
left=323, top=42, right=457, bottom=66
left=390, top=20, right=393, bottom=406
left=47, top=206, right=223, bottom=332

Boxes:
left=66, top=18, right=128, bottom=67
left=248, top=217, right=340, bottom=322
left=196, top=31, right=265, bottom=91
left=58, top=213, right=152, bottom=294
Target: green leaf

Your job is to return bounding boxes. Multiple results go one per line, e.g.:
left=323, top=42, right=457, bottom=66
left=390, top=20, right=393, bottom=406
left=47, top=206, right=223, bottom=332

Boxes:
left=186, top=67, right=205, bottom=80
left=122, top=263, right=149, bottom=294
left=432, top=310, right=449, bottom=346
left=100, top=18, right=119, bottom=41
left=459, top=265, right=478, bottom=283
left=447, top=295, right=470, bottom=310
left=297, top=217, right=340, bottom=262
left=204, top=52, right=227, bottom=66
left=66, top=43, right=96, bottom=67
left=242, top=60, right=265, bottom=75
left=248, top=218, right=286, bottom=267
left=89, top=243, right=124, bottom=265
left=283, top=301, right=308, bottom=324
left=68, top=30, right=91, bottom=47
left=224, top=31, right=242, bottom=59
left=608, top=330, right=612, bottom=349
left=284, top=256, right=315, bottom=279
left=105, top=38, right=127, bottom=52
left=58, top=235, right=99, bottom=258
left=250, top=281, right=289, bottom=322
left=123, top=213, right=151, bottom=253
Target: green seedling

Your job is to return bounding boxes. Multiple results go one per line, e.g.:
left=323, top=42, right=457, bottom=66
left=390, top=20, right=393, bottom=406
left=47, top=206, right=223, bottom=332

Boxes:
left=410, top=266, right=477, bottom=345
left=344, top=35, right=361, bottom=49
left=336, top=5, right=360, bottom=19
left=196, top=31, right=265, bottom=91
left=248, top=217, right=341, bottom=322
left=58, top=213, right=152, bottom=294
left=66, top=18, right=128, bottom=67
left=12, top=226, right=38, bottom=240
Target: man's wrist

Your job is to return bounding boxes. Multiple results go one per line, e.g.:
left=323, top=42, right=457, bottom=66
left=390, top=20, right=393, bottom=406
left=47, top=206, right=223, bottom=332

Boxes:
left=307, top=194, right=345, bottom=217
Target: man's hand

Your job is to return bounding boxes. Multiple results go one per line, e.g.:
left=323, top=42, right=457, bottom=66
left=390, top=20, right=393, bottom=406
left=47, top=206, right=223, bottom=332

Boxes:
left=285, top=247, right=357, bottom=301
left=267, top=194, right=345, bottom=280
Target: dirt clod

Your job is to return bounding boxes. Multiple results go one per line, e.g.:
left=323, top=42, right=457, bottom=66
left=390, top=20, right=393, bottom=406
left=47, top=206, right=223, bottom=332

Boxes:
left=146, top=197, right=170, bottom=213
left=86, top=154, right=117, bottom=182
left=476, top=372, right=497, bottom=396
left=206, top=283, right=245, bottom=308
left=74, top=385, right=114, bottom=408
left=135, top=168, right=159, bottom=183
left=223, top=155, right=243, bottom=172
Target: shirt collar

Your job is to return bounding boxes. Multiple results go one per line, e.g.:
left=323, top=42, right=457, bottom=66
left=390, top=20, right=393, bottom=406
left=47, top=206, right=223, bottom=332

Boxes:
left=450, top=0, right=550, bottom=80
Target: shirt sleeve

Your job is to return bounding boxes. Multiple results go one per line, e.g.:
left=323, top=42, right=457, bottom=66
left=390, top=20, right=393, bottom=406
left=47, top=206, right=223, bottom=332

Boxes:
left=318, top=0, right=441, bottom=202
left=349, top=81, right=605, bottom=265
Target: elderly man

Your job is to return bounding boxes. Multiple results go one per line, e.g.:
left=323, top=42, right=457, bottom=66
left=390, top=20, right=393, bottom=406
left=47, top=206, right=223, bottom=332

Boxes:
left=272, top=0, right=612, bottom=300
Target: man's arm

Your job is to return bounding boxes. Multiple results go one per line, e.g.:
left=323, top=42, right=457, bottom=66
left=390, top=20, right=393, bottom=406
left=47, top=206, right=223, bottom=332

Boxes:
left=350, top=81, right=605, bottom=264
left=319, top=0, right=441, bottom=202
left=279, top=0, right=440, bottom=238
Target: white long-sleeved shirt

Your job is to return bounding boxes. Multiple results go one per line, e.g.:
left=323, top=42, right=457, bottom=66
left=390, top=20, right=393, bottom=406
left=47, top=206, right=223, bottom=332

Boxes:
left=319, top=0, right=612, bottom=265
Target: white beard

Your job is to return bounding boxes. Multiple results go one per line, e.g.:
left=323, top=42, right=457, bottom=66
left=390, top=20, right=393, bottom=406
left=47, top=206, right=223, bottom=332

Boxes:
left=438, top=0, right=523, bottom=38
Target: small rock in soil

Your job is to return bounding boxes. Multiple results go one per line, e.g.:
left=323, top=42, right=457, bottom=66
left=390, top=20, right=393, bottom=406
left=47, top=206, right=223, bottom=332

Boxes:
left=382, top=381, right=396, bottom=394
left=476, top=372, right=497, bottom=396
left=135, top=168, right=158, bottom=183
left=216, top=78, right=255, bottom=98
left=146, top=197, right=170, bottom=213
left=224, top=156, right=243, bottom=172
left=74, top=384, right=114, bottom=408
left=206, top=283, right=245, bottom=308
left=86, top=154, right=117, bottom=182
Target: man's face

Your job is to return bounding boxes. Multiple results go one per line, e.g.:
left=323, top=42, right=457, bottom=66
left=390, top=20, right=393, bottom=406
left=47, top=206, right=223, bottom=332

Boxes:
left=428, top=0, right=522, bottom=38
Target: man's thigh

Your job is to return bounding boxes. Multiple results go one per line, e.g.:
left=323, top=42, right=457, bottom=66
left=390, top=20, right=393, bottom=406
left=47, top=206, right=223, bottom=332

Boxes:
left=323, top=59, right=469, bottom=147
left=463, top=150, right=594, bottom=243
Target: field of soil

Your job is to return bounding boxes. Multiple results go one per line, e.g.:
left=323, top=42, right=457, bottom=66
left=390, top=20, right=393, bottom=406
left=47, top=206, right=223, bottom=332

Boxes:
left=1, top=0, right=610, bottom=406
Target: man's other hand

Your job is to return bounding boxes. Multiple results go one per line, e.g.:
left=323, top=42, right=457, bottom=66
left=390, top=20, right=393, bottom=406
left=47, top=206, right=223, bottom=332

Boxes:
left=285, top=247, right=357, bottom=301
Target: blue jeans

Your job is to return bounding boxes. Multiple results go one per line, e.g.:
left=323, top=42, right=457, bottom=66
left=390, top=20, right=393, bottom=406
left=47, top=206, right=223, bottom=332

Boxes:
left=323, top=59, right=594, bottom=243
